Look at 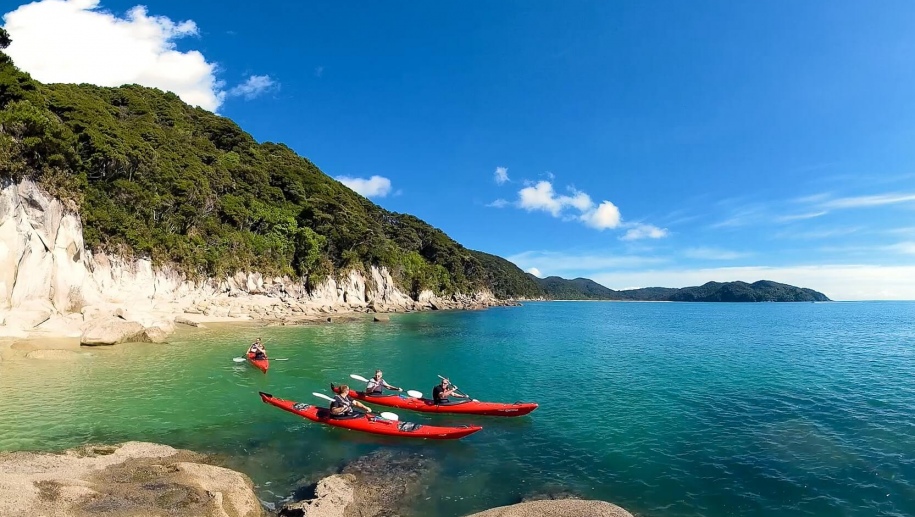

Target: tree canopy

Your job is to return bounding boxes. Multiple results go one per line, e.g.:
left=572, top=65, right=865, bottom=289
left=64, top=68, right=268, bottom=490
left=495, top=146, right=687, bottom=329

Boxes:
left=0, top=44, right=494, bottom=295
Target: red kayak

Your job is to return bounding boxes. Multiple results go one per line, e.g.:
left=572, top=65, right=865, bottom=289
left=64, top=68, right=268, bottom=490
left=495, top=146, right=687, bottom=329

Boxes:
left=247, top=352, right=269, bottom=373
left=259, top=392, right=483, bottom=440
left=331, top=384, right=538, bottom=417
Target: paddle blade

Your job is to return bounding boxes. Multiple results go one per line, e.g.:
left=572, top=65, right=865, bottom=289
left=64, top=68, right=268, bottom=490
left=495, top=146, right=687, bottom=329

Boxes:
left=406, top=390, right=423, bottom=398
left=350, top=374, right=370, bottom=382
left=379, top=411, right=399, bottom=421
left=312, top=392, right=334, bottom=402
left=232, top=357, right=246, bottom=363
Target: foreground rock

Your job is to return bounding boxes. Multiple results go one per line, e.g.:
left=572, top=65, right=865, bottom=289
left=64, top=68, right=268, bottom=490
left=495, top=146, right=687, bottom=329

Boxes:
left=279, top=449, right=437, bottom=517
left=0, top=442, right=263, bottom=517
left=466, top=499, right=633, bottom=517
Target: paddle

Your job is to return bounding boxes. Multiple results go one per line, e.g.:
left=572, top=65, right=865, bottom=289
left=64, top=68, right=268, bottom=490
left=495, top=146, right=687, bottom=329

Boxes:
left=349, top=373, right=423, bottom=398
left=437, top=374, right=478, bottom=401
left=311, top=392, right=399, bottom=421
left=232, top=357, right=246, bottom=363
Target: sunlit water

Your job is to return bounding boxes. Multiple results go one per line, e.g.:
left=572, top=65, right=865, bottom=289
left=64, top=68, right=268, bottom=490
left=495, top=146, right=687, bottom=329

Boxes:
left=1, top=302, right=913, bottom=516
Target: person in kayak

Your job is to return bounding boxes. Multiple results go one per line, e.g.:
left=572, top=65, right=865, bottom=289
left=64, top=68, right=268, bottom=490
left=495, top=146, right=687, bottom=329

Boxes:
left=247, top=338, right=266, bottom=360
left=365, top=369, right=402, bottom=396
left=330, top=385, right=373, bottom=417
left=432, top=378, right=469, bottom=405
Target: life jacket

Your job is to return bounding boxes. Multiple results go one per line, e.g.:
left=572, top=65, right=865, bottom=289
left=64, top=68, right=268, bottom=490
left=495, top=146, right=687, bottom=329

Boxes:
left=366, top=377, right=385, bottom=394
left=331, top=394, right=353, bottom=413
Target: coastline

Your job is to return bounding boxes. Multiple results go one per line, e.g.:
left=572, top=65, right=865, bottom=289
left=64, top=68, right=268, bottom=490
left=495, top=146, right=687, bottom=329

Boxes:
left=0, top=178, right=518, bottom=346
left=0, top=302, right=515, bottom=358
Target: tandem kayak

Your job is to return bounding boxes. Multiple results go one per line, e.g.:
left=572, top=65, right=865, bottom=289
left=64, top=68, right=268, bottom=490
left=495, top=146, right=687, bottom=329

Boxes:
left=331, top=383, right=538, bottom=417
left=259, top=392, right=483, bottom=440
left=247, top=352, right=269, bottom=373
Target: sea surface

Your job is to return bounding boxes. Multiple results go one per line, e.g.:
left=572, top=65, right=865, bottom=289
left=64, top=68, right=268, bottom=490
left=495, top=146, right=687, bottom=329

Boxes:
left=1, top=301, right=913, bottom=517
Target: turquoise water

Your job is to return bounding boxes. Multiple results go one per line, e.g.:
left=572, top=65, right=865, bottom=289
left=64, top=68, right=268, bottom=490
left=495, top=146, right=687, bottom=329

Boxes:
left=1, top=302, right=914, bottom=516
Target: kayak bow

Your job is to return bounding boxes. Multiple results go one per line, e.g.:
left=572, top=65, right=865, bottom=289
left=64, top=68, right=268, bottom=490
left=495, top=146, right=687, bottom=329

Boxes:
left=259, top=392, right=482, bottom=440
left=246, top=352, right=269, bottom=373
left=331, top=384, right=538, bottom=417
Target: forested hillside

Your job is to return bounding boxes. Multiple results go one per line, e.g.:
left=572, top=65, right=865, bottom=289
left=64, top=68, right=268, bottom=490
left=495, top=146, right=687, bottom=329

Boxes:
left=0, top=31, right=489, bottom=296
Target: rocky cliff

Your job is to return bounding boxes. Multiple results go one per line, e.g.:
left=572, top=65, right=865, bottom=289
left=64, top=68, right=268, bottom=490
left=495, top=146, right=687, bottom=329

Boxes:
left=0, top=179, right=506, bottom=342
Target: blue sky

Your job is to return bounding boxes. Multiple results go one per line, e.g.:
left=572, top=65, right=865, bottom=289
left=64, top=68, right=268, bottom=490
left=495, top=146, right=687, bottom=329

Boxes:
left=4, top=0, right=915, bottom=300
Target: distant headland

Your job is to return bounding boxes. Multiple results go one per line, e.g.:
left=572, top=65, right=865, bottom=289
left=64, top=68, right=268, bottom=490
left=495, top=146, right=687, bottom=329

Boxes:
left=529, top=276, right=830, bottom=302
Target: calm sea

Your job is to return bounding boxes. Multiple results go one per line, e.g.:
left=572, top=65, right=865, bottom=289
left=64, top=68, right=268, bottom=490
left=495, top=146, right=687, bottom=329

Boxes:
left=1, top=301, right=913, bottom=516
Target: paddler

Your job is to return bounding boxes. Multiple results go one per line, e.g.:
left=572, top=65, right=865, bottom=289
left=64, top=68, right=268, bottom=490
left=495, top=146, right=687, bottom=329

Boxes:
left=247, top=338, right=266, bottom=360
left=432, top=377, right=469, bottom=405
left=330, top=385, right=373, bottom=417
left=365, top=369, right=402, bottom=396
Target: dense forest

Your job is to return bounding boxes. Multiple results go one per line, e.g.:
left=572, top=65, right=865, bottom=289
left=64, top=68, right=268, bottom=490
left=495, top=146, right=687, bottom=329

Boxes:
left=0, top=31, right=492, bottom=296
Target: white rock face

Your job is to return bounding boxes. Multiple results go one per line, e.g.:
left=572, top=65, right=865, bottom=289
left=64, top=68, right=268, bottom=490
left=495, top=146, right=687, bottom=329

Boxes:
left=0, top=179, right=502, bottom=340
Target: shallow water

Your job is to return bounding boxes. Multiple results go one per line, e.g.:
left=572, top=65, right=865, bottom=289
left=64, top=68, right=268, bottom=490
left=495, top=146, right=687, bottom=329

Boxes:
left=1, top=301, right=913, bottom=516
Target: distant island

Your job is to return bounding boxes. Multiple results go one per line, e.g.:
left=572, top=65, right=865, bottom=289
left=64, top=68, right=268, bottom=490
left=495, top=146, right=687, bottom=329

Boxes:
left=467, top=253, right=830, bottom=302
left=533, top=276, right=830, bottom=302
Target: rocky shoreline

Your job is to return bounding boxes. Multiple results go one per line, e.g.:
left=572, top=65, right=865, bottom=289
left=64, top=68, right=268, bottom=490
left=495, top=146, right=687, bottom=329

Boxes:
left=0, top=179, right=518, bottom=345
left=0, top=443, right=633, bottom=517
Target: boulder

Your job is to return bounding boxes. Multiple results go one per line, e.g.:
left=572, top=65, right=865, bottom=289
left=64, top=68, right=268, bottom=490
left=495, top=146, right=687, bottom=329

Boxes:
left=373, top=314, right=390, bottom=323
left=80, top=318, right=146, bottom=345
left=80, top=305, right=104, bottom=321
left=0, top=442, right=263, bottom=517
left=141, top=326, right=169, bottom=344
left=3, top=308, right=52, bottom=330
left=466, top=499, right=634, bottom=517
left=283, top=450, right=436, bottom=517
left=175, top=315, right=202, bottom=327
left=278, top=474, right=355, bottom=517
left=34, top=315, right=84, bottom=337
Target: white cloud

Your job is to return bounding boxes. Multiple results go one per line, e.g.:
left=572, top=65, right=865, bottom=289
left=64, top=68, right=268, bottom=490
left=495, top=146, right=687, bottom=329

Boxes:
left=512, top=179, right=662, bottom=235
left=821, top=192, right=915, bottom=209
left=589, top=265, right=915, bottom=301
left=709, top=206, right=766, bottom=229
left=487, top=199, right=509, bottom=208
left=526, top=267, right=542, bottom=277
left=885, top=227, right=915, bottom=235
left=776, top=211, right=828, bottom=222
left=792, top=192, right=832, bottom=204
left=518, top=181, right=587, bottom=216
left=336, top=175, right=393, bottom=198
left=683, top=247, right=751, bottom=260
left=621, top=223, right=667, bottom=240
left=580, top=201, right=622, bottom=230
left=494, top=167, right=509, bottom=185
left=884, top=241, right=915, bottom=255
left=227, top=74, right=276, bottom=100
left=774, top=226, right=861, bottom=240
left=2, top=0, right=273, bottom=111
